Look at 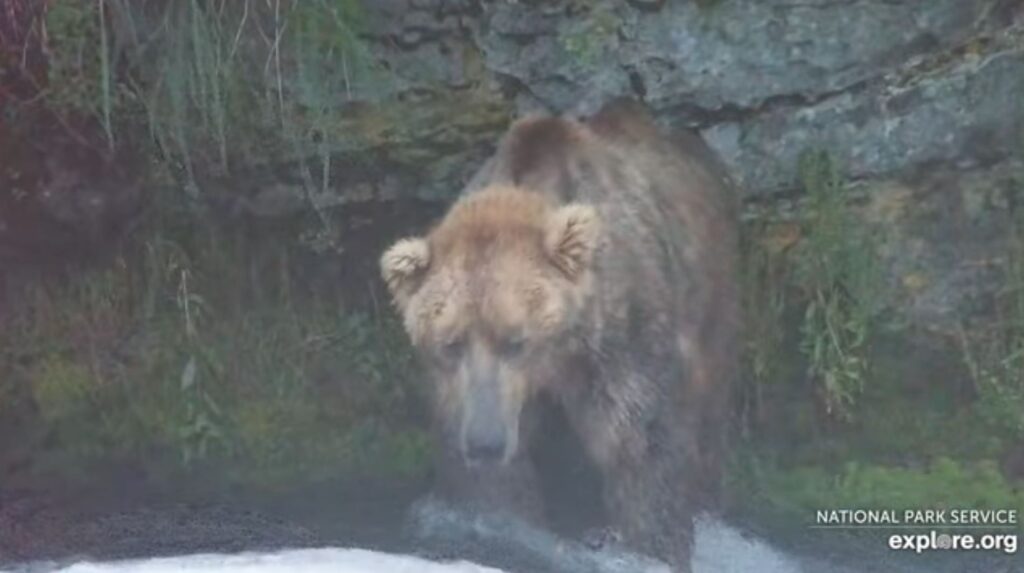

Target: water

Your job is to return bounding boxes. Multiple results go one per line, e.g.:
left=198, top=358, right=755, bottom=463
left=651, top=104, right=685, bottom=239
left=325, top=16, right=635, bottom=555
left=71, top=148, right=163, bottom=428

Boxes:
left=10, top=550, right=502, bottom=573
left=6, top=499, right=1019, bottom=573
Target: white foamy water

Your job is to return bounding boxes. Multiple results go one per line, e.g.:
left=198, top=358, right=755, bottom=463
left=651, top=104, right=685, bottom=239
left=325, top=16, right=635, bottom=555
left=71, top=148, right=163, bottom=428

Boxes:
left=692, top=518, right=802, bottom=573
left=39, top=548, right=503, bottom=573
left=5, top=515, right=1012, bottom=573
left=5, top=520, right=805, bottom=573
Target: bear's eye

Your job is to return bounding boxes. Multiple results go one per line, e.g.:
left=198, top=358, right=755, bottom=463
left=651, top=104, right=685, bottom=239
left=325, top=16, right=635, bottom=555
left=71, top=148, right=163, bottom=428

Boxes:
left=499, top=336, right=526, bottom=359
left=440, top=337, right=466, bottom=362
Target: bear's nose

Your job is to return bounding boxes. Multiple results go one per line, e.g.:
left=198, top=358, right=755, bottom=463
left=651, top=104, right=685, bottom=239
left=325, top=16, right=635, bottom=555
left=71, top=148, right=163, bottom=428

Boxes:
left=465, top=437, right=506, bottom=464
left=464, top=423, right=507, bottom=465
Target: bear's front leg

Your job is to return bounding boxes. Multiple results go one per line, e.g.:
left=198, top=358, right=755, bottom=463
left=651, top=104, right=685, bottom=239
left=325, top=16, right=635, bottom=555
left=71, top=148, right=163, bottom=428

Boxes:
left=570, top=387, right=698, bottom=573
left=602, top=444, right=696, bottom=573
left=432, top=445, right=546, bottom=526
left=563, top=364, right=700, bottom=572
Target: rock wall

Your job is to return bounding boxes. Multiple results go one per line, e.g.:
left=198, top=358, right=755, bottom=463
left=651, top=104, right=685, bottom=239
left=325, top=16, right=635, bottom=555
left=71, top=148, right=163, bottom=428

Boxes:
left=357, top=0, right=1023, bottom=195
left=341, top=0, right=1023, bottom=335
left=5, top=0, right=1022, bottom=336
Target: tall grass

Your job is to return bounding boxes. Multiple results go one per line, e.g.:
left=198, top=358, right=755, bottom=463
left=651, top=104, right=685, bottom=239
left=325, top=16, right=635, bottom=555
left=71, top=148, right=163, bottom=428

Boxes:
left=793, top=150, right=884, bottom=419
left=41, top=0, right=377, bottom=192
left=738, top=150, right=884, bottom=424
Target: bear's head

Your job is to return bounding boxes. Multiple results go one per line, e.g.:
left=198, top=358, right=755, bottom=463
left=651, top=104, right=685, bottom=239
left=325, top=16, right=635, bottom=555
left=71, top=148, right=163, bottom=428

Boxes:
left=381, top=184, right=601, bottom=466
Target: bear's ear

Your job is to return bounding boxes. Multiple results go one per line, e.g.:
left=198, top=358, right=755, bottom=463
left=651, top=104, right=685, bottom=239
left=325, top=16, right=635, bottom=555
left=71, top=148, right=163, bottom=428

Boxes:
left=381, top=237, right=431, bottom=307
left=502, top=116, right=578, bottom=185
left=544, top=204, right=601, bottom=281
left=486, top=115, right=583, bottom=191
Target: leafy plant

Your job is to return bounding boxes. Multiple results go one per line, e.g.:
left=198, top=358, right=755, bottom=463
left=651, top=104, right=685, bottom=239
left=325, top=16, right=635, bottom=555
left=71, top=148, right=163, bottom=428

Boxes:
left=173, top=262, right=229, bottom=466
left=176, top=356, right=227, bottom=465
left=36, top=0, right=119, bottom=147
left=793, top=150, right=883, bottom=419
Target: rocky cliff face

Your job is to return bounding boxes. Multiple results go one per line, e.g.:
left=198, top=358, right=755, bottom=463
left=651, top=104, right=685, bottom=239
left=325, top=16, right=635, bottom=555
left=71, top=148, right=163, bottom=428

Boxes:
left=5, top=0, right=1022, bottom=336
left=359, top=0, right=1023, bottom=194
left=347, top=0, right=1023, bottom=336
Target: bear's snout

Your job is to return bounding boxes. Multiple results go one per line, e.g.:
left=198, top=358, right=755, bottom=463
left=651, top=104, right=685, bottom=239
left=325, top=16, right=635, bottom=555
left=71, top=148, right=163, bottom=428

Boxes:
left=460, top=375, right=513, bottom=466
left=464, top=423, right=507, bottom=465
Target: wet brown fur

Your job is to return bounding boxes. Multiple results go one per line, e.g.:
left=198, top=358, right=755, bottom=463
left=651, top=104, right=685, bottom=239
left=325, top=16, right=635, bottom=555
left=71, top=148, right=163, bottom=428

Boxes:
left=382, top=98, right=739, bottom=572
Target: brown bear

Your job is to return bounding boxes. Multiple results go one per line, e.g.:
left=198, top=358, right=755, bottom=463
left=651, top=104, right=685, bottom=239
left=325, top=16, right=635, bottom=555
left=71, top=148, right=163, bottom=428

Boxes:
left=380, top=98, right=739, bottom=572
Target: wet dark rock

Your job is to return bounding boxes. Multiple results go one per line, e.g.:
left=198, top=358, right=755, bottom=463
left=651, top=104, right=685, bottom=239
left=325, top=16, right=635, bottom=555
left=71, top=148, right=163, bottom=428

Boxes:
left=0, top=487, right=322, bottom=567
left=705, top=32, right=1024, bottom=193
left=407, top=497, right=674, bottom=573
left=0, top=119, right=143, bottom=267
left=302, top=0, right=1024, bottom=209
left=742, top=158, right=1023, bottom=335
left=857, top=160, right=1023, bottom=334
left=473, top=1, right=1022, bottom=191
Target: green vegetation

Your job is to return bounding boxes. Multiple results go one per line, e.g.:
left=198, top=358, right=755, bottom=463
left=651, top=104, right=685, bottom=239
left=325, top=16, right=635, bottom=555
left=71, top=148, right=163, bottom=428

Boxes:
left=43, top=2, right=108, bottom=127
left=731, top=150, right=1024, bottom=537
left=729, top=338, right=1024, bottom=532
left=1, top=2, right=430, bottom=489
left=959, top=209, right=1024, bottom=446
left=793, top=150, right=884, bottom=418
left=739, top=150, right=884, bottom=426
left=737, top=217, right=794, bottom=436
left=37, top=0, right=378, bottom=189
left=1, top=0, right=501, bottom=493
left=0, top=215, right=430, bottom=488
left=560, top=4, right=621, bottom=68
left=730, top=455, right=1024, bottom=530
